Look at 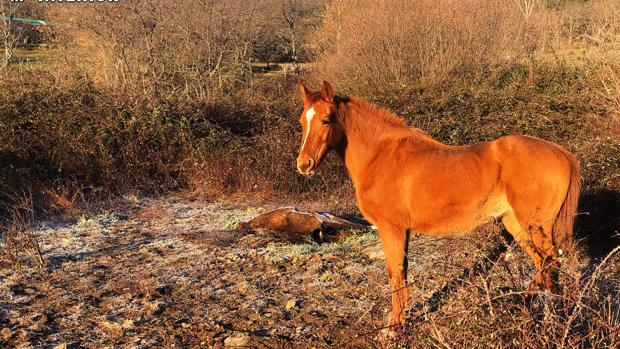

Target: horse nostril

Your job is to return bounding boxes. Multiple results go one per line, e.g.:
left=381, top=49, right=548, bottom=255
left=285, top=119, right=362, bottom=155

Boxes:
left=307, top=159, right=315, bottom=171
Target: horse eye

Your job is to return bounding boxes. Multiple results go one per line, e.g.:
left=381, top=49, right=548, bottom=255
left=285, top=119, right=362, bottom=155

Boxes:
left=321, top=119, right=331, bottom=125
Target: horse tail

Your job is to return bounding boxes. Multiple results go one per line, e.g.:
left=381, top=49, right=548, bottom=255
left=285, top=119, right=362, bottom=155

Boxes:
left=553, top=148, right=581, bottom=254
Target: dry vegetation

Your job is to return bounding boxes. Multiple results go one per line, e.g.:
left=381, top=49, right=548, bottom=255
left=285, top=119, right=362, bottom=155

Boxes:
left=1, top=0, right=619, bottom=347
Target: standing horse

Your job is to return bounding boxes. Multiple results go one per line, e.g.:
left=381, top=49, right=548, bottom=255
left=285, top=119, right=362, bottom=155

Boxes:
left=295, top=81, right=580, bottom=330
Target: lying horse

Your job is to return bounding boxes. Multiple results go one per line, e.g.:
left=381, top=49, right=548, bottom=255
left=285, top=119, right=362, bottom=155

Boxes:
left=295, top=81, right=580, bottom=330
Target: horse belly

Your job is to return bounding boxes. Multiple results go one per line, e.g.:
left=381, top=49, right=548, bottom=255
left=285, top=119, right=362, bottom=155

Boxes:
left=470, top=192, right=512, bottom=229
left=411, top=190, right=512, bottom=236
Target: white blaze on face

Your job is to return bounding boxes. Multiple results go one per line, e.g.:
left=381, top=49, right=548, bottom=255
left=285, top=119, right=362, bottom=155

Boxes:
left=300, top=107, right=316, bottom=152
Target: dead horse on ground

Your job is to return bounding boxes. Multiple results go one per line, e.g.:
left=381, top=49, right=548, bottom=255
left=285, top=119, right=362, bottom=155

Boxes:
left=294, top=81, right=580, bottom=330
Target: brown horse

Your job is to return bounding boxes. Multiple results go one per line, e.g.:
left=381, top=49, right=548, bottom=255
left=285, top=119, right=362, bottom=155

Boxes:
left=295, top=81, right=580, bottom=330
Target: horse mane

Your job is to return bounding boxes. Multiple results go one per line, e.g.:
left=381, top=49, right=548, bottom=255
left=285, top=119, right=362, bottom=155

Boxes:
left=339, top=96, right=434, bottom=141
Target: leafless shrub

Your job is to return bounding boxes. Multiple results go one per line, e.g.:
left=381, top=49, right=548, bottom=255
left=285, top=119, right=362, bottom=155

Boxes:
left=512, top=0, right=542, bottom=20
left=591, top=60, right=620, bottom=122
left=63, top=0, right=260, bottom=99
left=398, top=237, right=620, bottom=348
left=583, top=0, right=620, bottom=122
left=0, top=190, right=44, bottom=270
left=584, top=0, right=620, bottom=47
left=311, top=0, right=561, bottom=95
left=42, top=0, right=323, bottom=102
left=561, top=245, right=620, bottom=348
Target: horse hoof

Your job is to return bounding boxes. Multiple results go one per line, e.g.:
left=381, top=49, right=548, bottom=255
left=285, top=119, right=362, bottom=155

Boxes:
left=376, top=326, right=397, bottom=344
left=375, top=312, right=402, bottom=342
left=382, top=327, right=396, bottom=337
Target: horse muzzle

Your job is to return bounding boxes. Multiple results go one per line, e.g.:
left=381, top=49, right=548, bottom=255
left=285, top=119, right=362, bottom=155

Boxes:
left=296, top=156, right=316, bottom=176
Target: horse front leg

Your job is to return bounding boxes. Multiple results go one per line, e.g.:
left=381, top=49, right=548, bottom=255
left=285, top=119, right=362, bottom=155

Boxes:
left=378, top=223, right=410, bottom=330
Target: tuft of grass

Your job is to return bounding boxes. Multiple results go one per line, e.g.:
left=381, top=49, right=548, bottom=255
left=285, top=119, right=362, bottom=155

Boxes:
left=75, top=213, right=119, bottom=229
left=223, top=217, right=242, bottom=230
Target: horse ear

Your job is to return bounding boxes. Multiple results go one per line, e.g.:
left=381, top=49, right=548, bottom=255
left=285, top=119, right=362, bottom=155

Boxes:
left=321, top=81, right=334, bottom=102
left=299, top=82, right=312, bottom=106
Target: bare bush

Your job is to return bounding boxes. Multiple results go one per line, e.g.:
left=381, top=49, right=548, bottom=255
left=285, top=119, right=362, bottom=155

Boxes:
left=584, top=0, right=620, bottom=122
left=43, top=0, right=323, bottom=101
left=591, top=60, right=620, bottom=122
left=585, top=0, right=620, bottom=47
left=0, top=190, right=44, bottom=270
left=512, top=0, right=542, bottom=20
left=311, top=0, right=561, bottom=95
left=399, top=239, right=620, bottom=348
left=88, top=0, right=260, bottom=99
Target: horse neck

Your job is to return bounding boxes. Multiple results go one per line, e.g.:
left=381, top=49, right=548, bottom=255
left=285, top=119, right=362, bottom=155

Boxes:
left=336, top=99, right=419, bottom=181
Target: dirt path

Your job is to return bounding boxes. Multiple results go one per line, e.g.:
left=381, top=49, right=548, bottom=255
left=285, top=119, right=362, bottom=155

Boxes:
left=0, top=196, right=530, bottom=348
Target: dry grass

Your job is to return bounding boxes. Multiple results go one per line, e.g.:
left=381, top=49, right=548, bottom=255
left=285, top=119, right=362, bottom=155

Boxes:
left=311, top=0, right=563, bottom=95
left=399, top=242, right=620, bottom=348
left=0, top=191, right=44, bottom=270
left=589, top=60, right=620, bottom=122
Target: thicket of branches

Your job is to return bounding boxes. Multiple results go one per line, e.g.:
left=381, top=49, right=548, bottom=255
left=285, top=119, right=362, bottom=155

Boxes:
left=37, top=0, right=323, bottom=101
left=0, top=0, right=618, bottom=204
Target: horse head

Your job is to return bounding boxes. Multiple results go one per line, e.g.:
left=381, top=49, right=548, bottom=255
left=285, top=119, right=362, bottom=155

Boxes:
left=296, top=81, right=344, bottom=176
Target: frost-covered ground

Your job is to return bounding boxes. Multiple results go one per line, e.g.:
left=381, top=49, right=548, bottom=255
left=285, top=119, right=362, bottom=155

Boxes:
left=2, top=196, right=595, bottom=348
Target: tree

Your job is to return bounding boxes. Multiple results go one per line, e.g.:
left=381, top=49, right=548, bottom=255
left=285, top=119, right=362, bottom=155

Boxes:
left=278, top=0, right=323, bottom=69
left=0, top=1, right=23, bottom=75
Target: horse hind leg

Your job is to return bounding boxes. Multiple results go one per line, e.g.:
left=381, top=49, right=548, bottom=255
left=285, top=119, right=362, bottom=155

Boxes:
left=529, top=220, right=560, bottom=293
left=501, top=213, right=559, bottom=293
